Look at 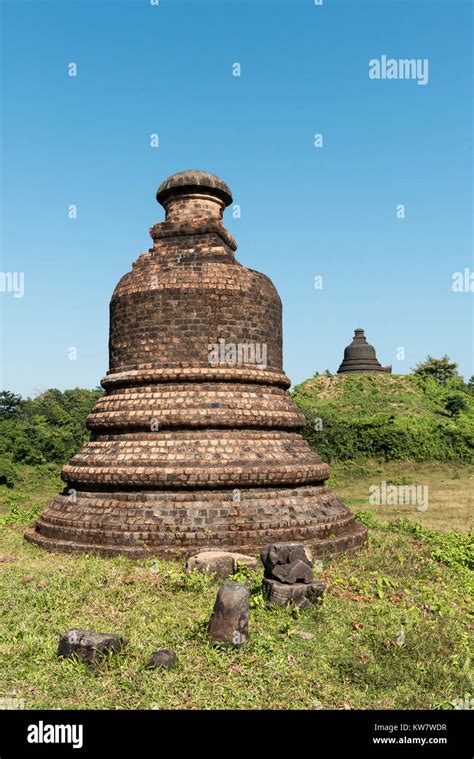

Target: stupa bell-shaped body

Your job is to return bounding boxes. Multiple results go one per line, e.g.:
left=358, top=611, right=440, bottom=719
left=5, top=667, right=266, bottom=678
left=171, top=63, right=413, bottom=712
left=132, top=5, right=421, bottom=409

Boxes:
left=337, top=328, right=383, bottom=373
left=26, top=171, right=367, bottom=558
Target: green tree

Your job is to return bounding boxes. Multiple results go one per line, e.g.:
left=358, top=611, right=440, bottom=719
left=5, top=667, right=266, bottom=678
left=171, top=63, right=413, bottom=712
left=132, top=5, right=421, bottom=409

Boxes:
left=0, top=391, right=23, bottom=419
left=0, top=387, right=102, bottom=466
left=413, top=355, right=459, bottom=385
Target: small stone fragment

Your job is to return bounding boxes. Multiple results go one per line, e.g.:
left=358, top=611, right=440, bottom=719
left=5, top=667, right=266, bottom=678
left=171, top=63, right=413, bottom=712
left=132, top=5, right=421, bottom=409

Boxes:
left=57, top=629, right=128, bottom=665
left=186, top=551, right=258, bottom=578
left=208, top=581, right=249, bottom=646
left=146, top=649, right=177, bottom=670
left=263, top=579, right=326, bottom=608
left=271, top=559, right=314, bottom=584
left=306, top=580, right=326, bottom=602
left=297, top=631, right=315, bottom=640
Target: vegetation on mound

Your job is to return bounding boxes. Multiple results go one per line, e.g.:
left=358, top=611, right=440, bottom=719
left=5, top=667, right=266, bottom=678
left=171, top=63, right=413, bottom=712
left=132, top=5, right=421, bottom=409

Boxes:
left=292, top=371, right=474, bottom=463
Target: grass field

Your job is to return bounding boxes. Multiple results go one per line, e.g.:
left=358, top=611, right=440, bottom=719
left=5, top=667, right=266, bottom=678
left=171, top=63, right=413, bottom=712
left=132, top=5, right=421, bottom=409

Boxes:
left=0, top=460, right=471, bottom=710
left=329, top=460, right=474, bottom=533
left=0, top=507, right=472, bottom=710
left=0, top=464, right=62, bottom=518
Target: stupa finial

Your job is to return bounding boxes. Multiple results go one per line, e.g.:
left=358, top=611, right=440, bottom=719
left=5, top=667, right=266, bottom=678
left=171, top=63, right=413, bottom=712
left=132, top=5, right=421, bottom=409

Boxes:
left=156, top=169, right=232, bottom=223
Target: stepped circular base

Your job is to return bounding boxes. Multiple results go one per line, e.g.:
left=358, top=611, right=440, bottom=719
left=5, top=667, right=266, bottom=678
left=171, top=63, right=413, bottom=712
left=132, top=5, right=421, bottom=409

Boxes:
left=86, top=382, right=304, bottom=431
left=337, top=365, right=382, bottom=373
left=24, top=485, right=367, bottom=560
left=61, top=430, right=330, bottom=489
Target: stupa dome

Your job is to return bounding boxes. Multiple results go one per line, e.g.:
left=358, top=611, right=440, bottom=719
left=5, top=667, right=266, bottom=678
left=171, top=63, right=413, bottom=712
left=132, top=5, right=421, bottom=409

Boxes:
left=337, top=328, right=384, bottom=373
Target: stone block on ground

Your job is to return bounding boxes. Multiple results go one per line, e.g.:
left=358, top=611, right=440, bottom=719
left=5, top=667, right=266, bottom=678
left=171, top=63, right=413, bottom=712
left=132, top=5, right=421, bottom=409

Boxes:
left=146, top=649, right=177, bottom=670
left=186, top=550, right=258, bottom=578
left=260, top=542, right=313, bottom=581
left=57, top=629, right=128, bottom=665
left=263, top=578, right=326, bottom=608
left=208, top=581, right=249, bottom=646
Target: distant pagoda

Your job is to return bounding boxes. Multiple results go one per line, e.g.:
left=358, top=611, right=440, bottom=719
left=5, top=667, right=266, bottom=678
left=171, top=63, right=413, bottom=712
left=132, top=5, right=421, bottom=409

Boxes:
left=337, top=328, right=390, bottom=373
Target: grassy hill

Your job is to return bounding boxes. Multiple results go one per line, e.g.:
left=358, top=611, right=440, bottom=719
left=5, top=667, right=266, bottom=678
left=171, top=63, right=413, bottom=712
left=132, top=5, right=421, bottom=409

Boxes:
left=292, top=373, right=474, bottom=464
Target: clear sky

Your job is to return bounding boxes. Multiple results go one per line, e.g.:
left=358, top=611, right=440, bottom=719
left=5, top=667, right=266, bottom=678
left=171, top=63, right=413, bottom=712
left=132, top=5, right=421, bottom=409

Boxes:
left=1, top=0, right=472, bottom=397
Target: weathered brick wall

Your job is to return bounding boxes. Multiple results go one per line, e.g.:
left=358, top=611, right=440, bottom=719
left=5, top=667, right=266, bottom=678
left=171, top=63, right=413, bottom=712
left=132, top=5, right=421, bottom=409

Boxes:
left=108, top=241, right=283, bottom=373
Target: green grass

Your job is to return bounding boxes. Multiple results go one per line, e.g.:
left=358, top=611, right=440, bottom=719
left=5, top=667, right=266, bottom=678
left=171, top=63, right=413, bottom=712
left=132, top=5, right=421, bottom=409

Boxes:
left=0, top=514, right=472, bottom=710
left=0, top=464, right=62, bottom=517
left=327, top=459, right=473, bottom=532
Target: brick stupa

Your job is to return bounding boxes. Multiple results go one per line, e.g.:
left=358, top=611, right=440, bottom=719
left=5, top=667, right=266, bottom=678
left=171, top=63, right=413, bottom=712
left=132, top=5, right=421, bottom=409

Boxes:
left=337, top=328, right=386, bottom=373
left=26, top=170, right=367, bottom=559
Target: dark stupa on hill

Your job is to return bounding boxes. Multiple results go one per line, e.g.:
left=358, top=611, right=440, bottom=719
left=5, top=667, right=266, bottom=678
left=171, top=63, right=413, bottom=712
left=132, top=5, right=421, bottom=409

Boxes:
left=26, top=170, right=367, bottom=559
left=337, top=328, right=389, bottom=373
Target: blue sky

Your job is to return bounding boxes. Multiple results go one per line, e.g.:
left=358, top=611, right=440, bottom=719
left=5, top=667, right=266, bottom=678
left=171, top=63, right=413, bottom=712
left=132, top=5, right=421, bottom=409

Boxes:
left=1, top=0, right=472, bottom=397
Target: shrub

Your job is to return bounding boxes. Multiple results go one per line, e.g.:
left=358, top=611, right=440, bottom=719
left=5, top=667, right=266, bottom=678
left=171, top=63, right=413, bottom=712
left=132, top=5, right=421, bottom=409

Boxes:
left=0, top=456, right=19, bottom=488
left=444, top=393, right=468, bottom=417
